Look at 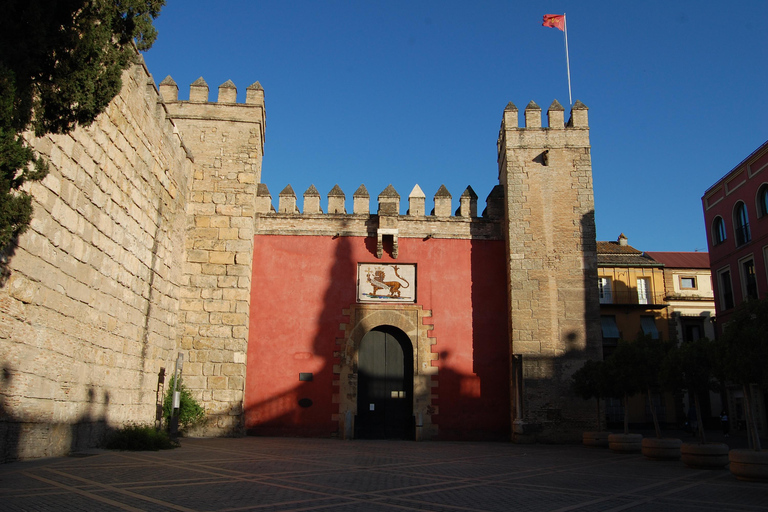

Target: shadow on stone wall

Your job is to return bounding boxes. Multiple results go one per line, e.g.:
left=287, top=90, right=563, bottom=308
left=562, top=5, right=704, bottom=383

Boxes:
left=0, top=364, right=118, bottom=463
left=0, top=365, right=21, bottom=463
left=69, top=387, right=110, bottom=454
left=504, top=210, right=604, bottom=442
left=0, top=239, right=19, bottom=288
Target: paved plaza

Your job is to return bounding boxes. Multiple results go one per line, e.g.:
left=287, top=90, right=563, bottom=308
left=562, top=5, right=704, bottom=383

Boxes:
left=0, top=436, right=766, bottom=511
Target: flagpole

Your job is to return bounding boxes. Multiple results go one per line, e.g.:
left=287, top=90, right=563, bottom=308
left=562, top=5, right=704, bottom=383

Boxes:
left=564, top=13, right=572, bottom=107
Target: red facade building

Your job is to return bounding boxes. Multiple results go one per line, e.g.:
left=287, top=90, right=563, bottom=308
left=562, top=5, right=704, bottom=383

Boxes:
left=702, top=139, right=768, bottom=326
left=702, top=139, right=768, bottom=434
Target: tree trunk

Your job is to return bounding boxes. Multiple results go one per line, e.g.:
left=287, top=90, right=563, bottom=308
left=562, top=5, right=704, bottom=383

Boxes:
left=623, top=393, right=629, bottom=435
left=694, top=392, right=706, bottom=444
left=648, top=386, right=661, bottom=438
left=595, top=397, right=601, bottom=431
left=743, top=384, right=762, bottom=451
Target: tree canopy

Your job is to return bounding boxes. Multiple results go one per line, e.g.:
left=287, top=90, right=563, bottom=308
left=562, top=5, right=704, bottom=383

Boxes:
left=719, top=297, right=768, bottom=450
left=719, top=297, right=768, bottom=389
left=0, top=0, right=164, bottom=249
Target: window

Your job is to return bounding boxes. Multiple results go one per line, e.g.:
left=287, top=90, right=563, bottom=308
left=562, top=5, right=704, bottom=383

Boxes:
left=681, top=317, right=705, bottom=342
left=712, top=216, right=726, bottom=245
left=734, top=202, right=751, bottom=246
left=640, top=316, right=660, bottom=339
left=718, top=268, right=734, bottom=310
left=741, top=258, right=758, bottom=300
left=598, top=277, right=613, bottom=304
left=637, top=277, right=650, bottom=305
left=680, top=276, right=697, bottom=289
left=601, top=315, right=620, bottom=344
left=758, top=184, right=768, bottom=218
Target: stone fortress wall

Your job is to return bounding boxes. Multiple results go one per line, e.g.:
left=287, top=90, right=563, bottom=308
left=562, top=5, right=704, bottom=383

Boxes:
left=0, top=52, right=601, bottom=459
left=0, top=62, right=194, bottom=461
left=0, top=63, right=265, bottom=460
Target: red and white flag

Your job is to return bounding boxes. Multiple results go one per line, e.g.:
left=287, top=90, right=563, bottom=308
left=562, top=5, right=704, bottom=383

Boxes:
left=542, top=14, right=565, bottom=31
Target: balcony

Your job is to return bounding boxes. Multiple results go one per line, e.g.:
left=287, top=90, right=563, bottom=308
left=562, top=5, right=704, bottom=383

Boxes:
left=735, top=223, right=751, bottom=247
left=599, top=290, right=667, bottom=308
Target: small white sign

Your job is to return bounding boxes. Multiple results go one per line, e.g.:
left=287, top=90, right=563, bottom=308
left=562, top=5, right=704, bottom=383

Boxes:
left=369, top=403, right=375, bottom=411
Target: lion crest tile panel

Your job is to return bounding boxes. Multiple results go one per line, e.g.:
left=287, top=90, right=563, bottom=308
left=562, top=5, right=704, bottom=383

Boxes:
left=358, top=263, right=416, bottom=302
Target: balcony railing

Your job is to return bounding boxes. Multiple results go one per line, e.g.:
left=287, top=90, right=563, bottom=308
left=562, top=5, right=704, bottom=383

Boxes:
left=735, top=223, right=751, bottom=246
left=599, top=290, right=666, bottom=306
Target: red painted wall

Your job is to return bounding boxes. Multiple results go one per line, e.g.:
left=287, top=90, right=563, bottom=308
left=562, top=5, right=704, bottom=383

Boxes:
left=704, top=147, right=768, bottom=326
left=246, top=234, right=510, bottom=440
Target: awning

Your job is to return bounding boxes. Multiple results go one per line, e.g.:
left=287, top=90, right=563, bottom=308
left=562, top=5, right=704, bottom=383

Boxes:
left=641, top=316, right=659, bottom=339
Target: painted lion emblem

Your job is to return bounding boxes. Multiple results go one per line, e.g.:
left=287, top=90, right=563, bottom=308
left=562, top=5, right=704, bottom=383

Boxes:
left=367, top=265, right=410, bottom=298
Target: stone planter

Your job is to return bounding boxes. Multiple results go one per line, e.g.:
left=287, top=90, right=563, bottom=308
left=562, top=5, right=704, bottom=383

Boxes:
left=582, top=431, right=611, bottom=448
left=729, top=449, right=768, bottom=482
left=608, top=433, right=642, bottom=453
left=641, top=437, right=682, bottom=460
left=681, top=442, right=729, bottom=469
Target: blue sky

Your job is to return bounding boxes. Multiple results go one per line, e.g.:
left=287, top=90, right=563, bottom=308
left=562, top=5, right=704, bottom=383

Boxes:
left=143, top=1, right=767, bottom=252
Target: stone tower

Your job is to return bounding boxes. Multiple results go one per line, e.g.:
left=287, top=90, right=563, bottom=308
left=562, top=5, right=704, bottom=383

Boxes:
left=160, top=77, right=266, bottom=435
left=497, top=100, right=602, bottom=442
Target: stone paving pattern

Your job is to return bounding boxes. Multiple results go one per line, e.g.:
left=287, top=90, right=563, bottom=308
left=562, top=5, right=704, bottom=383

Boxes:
left=1, top=437, right=765, bottom=511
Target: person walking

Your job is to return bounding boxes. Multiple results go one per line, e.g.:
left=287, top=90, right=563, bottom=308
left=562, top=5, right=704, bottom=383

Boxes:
left=720, top=410, right=729, bottom=437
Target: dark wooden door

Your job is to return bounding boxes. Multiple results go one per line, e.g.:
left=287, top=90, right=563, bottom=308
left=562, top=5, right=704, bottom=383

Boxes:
left=356, top=328, right=413, bottom=439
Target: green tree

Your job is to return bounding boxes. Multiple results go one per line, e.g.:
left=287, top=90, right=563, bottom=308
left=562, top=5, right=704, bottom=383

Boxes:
left=660, top=337, right=717, bottom=443
left=633, top=335, right=673, bottom=439
left=719, top=297, right=768, bottom=450
left=604, top=340, right=647, bottom=435
left=0, top=0, right=164, bottom=249
left=572, top=359, right=610, bottom=431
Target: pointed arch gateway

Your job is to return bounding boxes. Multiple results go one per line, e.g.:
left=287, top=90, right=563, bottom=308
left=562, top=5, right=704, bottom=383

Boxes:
left=335, top=304, right=437, bottom=440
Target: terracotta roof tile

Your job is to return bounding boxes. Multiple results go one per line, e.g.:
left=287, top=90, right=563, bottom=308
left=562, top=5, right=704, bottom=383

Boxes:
left=596, top=241, right=641, bottom=255
left=645, top=251, right=710, bottom=269
left=597, top=241, right=661, bottom=267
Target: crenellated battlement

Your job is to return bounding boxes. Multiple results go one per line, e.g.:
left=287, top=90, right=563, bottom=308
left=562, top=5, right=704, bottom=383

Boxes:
left=497, top=100, right=589, bottom=166
left=254, top=183, right=504, bottom=241
left=159, top=76, right=266, bottom=158
left=158, top=76, right=265, bottom=106
left=498, top=99, right=588, bottom=130
left=257, top=183, right=502, bottom=219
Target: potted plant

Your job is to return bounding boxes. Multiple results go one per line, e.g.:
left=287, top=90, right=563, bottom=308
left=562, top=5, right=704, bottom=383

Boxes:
left=603, top=340, right=644, bottom=453
left=572, top=359, right=611, bottom=447
left=660, top=336, right=727, bottom=468
left=719, top=298, right=768, bottom=481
